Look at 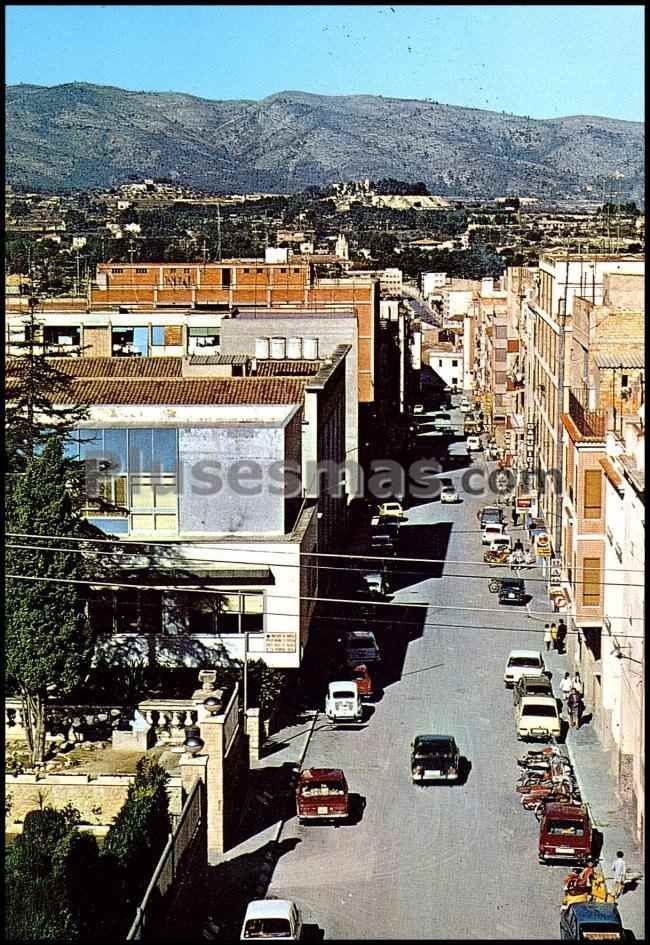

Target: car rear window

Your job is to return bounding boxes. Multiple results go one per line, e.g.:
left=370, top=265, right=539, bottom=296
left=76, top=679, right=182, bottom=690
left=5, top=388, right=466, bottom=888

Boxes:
left=244, top=918, right=292, bottom=937
left=528, top=682, right=551, bottom=693
left=509, top=657, right=541, bottom=667
left=547, top=820, right=585, bottom=836
left=332, top=689, right=356, bottom=700
left=300, top=781, right=345, bottom=796
left=521, top=704, right=557, bottom=717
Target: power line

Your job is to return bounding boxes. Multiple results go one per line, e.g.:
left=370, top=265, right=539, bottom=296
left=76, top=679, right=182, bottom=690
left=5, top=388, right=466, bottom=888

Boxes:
left=5, top=572, right=645, bottom=633
left=5, top=540, right=646, bottom=591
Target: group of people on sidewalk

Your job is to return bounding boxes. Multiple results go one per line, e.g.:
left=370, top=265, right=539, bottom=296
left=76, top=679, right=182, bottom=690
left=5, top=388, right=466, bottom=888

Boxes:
left=559, top=670, right=584, bottom=728
left=543, top=619, right=567, bottom=653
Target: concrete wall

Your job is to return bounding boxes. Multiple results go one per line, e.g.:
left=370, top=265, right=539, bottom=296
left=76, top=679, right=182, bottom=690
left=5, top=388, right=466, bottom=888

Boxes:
left=178, top=424, right=289, bottom=535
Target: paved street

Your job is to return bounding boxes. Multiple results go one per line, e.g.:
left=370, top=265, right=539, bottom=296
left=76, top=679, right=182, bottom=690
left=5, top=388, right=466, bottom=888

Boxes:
left=263, top=403, right=569, bottom=939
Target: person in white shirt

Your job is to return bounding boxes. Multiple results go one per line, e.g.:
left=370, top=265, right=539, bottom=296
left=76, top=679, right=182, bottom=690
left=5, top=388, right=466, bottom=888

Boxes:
left=560, top=672, right=574, bottom=702
left=611, top=851, right=627, bottom=899
left=572, top=672, right=583, bottom=696
left=543, top=624, right=552, bottom=652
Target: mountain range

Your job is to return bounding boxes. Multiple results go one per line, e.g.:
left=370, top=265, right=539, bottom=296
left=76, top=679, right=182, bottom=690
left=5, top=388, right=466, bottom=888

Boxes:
left=5, top=83, right=645, bottom=200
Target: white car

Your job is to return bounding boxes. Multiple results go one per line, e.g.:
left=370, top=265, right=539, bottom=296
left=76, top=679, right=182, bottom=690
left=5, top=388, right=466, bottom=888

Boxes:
left=487, top=535, right=512, bottom=554
left=377, top=501, right=405, bottom=520
left=460, top=400, right=471, bottom=413
left=440, top=484, right=460, bottom=504
left=503, top=650, right=546, bottom=688
left=515, top=695, right=561, bottom=741
left=466, top=435, right=482, bottom=451
left=412, top=403, right=424, bottom=415
left=325, top=681, right=363, bottom=723
left=241, top=900, right=303, bottom=941
left=482, top=522, right=506, bottom=545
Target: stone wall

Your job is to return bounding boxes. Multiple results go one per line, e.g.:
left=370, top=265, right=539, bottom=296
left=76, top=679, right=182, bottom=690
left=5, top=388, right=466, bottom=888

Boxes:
left=5, top=772, right=183, bottom=827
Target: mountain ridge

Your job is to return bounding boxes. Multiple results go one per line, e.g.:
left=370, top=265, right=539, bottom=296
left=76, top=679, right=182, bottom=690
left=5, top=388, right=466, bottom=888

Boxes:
left=5, top=82, right=644, bottom=198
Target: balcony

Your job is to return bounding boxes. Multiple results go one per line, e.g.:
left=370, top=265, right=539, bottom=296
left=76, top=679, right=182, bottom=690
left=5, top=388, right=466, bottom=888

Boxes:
left=567, top=391, right=606, bottom=439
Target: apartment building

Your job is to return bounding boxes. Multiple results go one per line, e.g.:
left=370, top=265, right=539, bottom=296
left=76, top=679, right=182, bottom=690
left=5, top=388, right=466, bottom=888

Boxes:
left=523, top=251, right=644, bottom=554
left=6, top=350, right=351, bottom=669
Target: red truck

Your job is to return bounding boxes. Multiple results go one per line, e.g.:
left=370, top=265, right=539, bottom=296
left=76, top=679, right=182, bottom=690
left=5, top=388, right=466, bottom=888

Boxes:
left=296, top=768, right=349, bottom=824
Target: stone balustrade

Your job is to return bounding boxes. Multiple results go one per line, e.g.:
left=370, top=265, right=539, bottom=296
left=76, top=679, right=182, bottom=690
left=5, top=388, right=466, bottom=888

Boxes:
left=5, top=697, right=198, bottom=746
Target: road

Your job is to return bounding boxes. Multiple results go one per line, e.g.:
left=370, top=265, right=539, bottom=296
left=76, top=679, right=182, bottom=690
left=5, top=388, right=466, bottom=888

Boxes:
left=263, top=400, right=566, bottom=939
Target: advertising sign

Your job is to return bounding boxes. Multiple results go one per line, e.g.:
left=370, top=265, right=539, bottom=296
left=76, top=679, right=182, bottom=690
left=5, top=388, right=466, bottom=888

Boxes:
left=535, top=532, right=552, bottom=557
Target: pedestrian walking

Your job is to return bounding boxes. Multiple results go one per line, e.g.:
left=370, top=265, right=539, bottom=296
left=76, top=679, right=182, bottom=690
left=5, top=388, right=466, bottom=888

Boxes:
left=544, top=624, right=552, bottom=652
left=557, top=619, right=568, bottom=653
left=560, top=671, right=574, bottom=708
left=611, top=851, right=627, bottom=899
left=567, top=690, right=581, bottom=728
left=572, top=671, right=583, bottom=697
left=550, top=621, right=559, bottom=650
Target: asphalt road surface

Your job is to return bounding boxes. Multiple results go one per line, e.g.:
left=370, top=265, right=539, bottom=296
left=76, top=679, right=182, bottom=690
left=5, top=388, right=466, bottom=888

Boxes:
left=265, top=402, right=566, bottom=939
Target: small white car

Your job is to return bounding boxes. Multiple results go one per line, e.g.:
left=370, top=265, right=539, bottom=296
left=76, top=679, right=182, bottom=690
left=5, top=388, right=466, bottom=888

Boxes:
left=482, top=522, right=506, bottom=545
left=325, top=681, right=363, bottom=723
left=466, top=435, right=482, bottom=451
left=412, top=403, right=424, bottom=415
left=515, top=695, right=561, bottom=741
left=440, top=484, right=460, bottom=504
left=377, top=501, right=405, bottom=520
left=241, top=899, right=302, bottom=941
left=487, top=535, right=512, bottom=554
left=504, top=650, right=546, bottom=688
left=460, top=399, right=471, bottom=413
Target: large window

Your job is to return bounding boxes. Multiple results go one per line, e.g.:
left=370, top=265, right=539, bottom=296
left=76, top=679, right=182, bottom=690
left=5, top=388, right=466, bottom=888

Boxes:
left=583, top=470, right=602, bottom=519
left=185, top=591, right=264, bottom=635
left=112, top=326, right=149, bottom=357
left=582, top=558, right=601, bottom=607
left=188, top=327, right=220, bottom=352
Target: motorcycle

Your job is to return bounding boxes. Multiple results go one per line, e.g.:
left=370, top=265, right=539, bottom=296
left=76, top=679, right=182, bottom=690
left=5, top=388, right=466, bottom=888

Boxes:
left=561, top=864, right=615, bottom=909
left=485, top=549, right=511, bottom=566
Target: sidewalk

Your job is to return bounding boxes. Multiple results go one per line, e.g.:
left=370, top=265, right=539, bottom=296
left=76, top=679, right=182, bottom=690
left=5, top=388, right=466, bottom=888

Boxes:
left=546, top=648, right=645, bottom=940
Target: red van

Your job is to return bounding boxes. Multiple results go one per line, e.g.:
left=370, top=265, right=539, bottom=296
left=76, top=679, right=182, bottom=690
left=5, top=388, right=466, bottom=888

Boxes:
left=296, top=768, right=349, bottom=824
left=538, top=802, right=592, bottom=865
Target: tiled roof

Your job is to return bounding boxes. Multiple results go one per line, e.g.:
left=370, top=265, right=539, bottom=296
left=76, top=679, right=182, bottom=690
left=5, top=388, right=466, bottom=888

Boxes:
left=51, top=377, right=308, bottom=406
left=256, top=360, right=321, bottom=376
left=38, top=357, right=184, bottom=378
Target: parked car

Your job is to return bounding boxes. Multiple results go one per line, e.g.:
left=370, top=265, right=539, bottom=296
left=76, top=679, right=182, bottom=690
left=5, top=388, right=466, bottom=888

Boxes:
left=357, top=567, right=390, bottom=599
left=504, top=649, right=545, bottom=688
left=539, top=802, right=592, bottom=865
left=460, top=399, right=471, bottom=413
left=296, top=768, right=349, bottom=824
left=513, top=673, right=554, bottom=708
left=350, top=663, right=374, bottom=700
left=478, top=505, right=504, bottom=527
left=516, top=694, right=561, bottom=740
left=370, top=521, right=399, bottom=556
left=466, top=435, right=482, bottom=451
left=411, top=734, right=461, bottom=784
left=482, top=522, right=507, bottom=545
left=560, top=902, right=625, bottom=941
left=440, top=483, right=460, bottom=504
left=341, top=630, right=381, bottom=666
left=241, top=900, right=302, bottom=941
left=498, top=577, right=526, bottom=604
left=325, top=681, right=363, bottom=723
left=486, top=535, right=512, bottom=555
left=377, top=501, right=405, bottom=520
left=412, top=403, right=424, bottom=415
left=432, top=412, right=453, bottom=432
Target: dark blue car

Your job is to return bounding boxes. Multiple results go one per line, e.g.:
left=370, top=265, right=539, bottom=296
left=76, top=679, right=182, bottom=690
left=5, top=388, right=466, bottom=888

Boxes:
left=560, top=902, right=625, bottom=941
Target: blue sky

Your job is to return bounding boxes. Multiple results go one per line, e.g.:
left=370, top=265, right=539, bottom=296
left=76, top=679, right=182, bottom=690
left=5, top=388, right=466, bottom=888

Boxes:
left=5, top=4, right=645, bottom=121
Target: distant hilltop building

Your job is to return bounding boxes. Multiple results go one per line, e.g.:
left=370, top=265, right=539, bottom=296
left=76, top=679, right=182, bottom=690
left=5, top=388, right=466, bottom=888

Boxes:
left=335, top=233, right=349, bottom=260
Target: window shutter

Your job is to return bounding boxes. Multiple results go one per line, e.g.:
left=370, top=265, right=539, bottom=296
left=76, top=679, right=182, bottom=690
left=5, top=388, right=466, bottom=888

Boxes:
left=583, top=469, right=602, bottom=519
left=582, top=556, right=601, bottom=606
left=165, top=326, right=183, bottom=346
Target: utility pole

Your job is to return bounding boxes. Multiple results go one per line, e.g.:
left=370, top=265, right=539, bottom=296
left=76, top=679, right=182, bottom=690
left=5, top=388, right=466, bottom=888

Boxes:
left=216, top=204, right=222, bottom=262
left=128, top=239, right=135, bottom=264
left=75, top=249, right=80, bottom=297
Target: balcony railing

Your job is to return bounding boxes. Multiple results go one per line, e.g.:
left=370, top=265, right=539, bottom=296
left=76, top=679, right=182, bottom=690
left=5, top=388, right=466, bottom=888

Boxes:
left=568, top=391, right=606, bottom=438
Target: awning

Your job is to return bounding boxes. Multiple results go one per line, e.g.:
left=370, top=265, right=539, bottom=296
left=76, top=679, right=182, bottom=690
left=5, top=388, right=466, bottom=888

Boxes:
left=107, top=564, right=274, bottom=587
left=507, top=413, right=525, bottom=431
left=599, top=457, right=625, bottom=495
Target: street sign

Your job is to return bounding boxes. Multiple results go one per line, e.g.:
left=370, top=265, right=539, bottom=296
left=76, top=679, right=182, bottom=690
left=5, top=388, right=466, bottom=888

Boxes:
left=535, top=532, right=552, bottom=557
